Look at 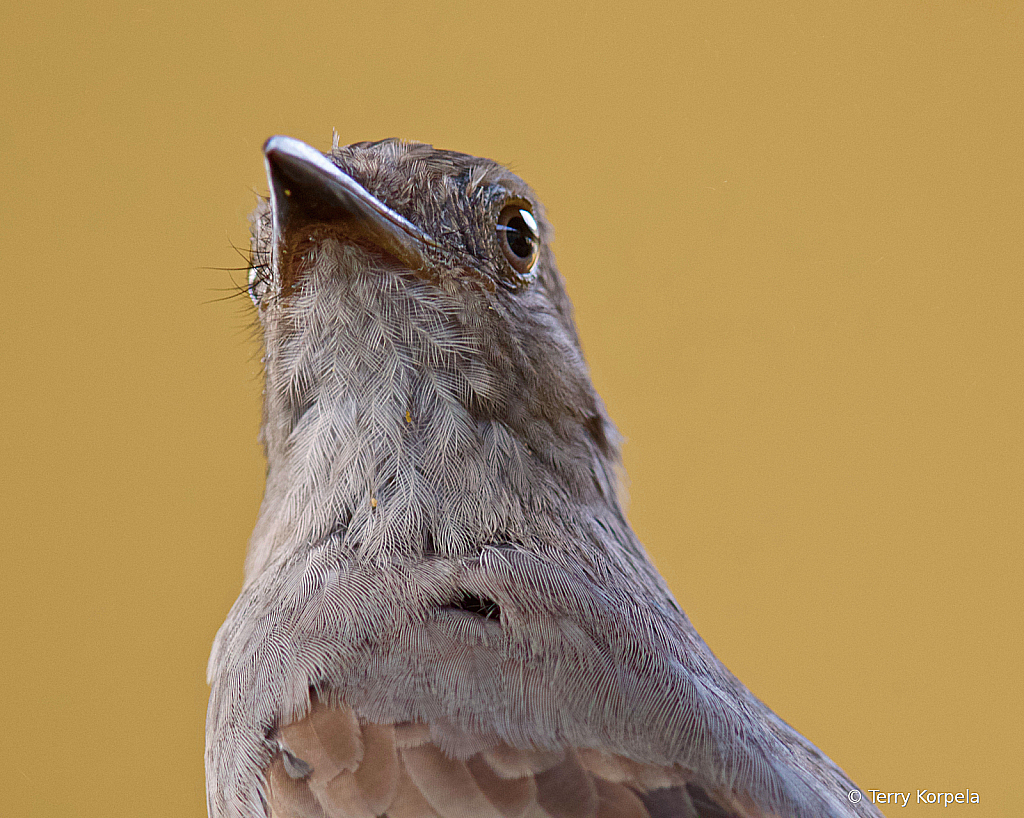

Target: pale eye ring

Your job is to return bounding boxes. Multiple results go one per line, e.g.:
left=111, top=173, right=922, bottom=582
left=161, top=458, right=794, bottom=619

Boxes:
left=497, top=204, right=539, bottom=279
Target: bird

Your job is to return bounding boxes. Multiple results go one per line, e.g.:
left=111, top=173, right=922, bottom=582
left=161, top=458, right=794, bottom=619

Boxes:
left=205, top=135, right=881, bottom=818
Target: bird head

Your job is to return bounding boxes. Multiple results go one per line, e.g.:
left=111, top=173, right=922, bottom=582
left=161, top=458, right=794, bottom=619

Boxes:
left=243, top=137, right=626, bottom=575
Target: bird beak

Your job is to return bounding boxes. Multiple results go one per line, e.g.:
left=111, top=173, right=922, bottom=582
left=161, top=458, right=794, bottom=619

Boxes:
left=263, top=135, right=438, bottom=277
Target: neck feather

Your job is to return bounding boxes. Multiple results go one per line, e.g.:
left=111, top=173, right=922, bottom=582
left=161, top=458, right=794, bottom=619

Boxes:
left=244, top=248, right=623, bottom=580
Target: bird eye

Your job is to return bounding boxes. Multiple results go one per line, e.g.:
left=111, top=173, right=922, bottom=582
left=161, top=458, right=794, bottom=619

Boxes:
left=497, top=204, right=539, bottom=279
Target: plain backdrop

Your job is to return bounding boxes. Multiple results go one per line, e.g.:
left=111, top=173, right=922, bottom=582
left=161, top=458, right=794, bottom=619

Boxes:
left=1, top=2, right=1020, bottom=816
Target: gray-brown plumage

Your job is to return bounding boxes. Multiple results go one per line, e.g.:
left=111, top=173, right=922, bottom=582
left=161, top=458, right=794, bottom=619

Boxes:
left=205, top=135, right=880, bottom=818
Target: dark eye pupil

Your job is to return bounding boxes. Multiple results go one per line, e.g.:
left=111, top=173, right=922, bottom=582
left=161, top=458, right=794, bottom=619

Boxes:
left=504, top=215, right=535, bottom=258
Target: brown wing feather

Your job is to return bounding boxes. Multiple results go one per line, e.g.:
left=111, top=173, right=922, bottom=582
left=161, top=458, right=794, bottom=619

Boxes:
left=266, top=755, right=326, bottom=818
left=355, top=723, right=400, bottom=813
left=277, top=699, right=363, bottom=787
left=387, top=765, right=443, bottom=818
left=318, top=771, right=376, bottom=818
left=465, top=754, right=536, bottom=818
left=593, top=779, right=650, bottom=818
left=533, top=752, right=598, bottom=818
left=265, top=700, right=780, bottom=818
left=400, top=743, right=504, bottom=818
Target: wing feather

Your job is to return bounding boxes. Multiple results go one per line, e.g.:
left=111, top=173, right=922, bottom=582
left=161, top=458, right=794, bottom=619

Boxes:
left=266, top=705, right=786, bottom=818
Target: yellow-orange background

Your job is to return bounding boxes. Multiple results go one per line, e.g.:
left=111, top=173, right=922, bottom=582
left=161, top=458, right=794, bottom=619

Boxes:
left=1, top=2, right=1020, bottom=816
